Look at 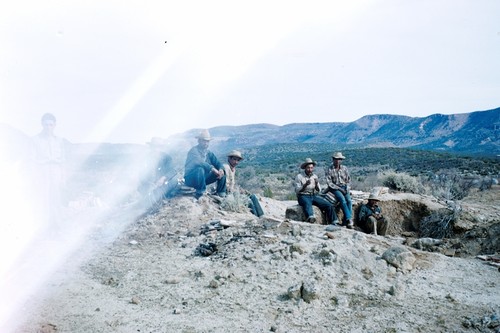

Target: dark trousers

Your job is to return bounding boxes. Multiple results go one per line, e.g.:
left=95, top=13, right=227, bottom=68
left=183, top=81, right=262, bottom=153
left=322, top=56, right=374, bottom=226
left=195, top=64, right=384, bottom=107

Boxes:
left=184, top=167, right=226, bottom=197
left=249, top=194, right=264, bottom=217
left=297, top=194, right=336, bottom=223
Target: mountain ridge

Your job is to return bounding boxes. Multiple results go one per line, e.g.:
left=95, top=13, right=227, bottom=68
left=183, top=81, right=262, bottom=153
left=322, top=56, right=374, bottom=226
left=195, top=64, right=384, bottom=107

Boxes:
left=177, top=107, right=499, bottom=156
left=2, top=108, right=498, bottom=157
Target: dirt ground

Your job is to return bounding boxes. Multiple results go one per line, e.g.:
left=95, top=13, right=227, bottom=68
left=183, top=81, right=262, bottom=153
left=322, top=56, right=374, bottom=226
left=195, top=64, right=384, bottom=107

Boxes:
left=6, top=187, right=500, bottom=333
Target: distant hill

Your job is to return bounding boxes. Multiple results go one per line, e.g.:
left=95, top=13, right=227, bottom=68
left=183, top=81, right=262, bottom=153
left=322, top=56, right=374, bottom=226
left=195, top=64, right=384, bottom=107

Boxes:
left=2, top=108, right=498, bottom=162
left=177, top=107, right=500, bottom=156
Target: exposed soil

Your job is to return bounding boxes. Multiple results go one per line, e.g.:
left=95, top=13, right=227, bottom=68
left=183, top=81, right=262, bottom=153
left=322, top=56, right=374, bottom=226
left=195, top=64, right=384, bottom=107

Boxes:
left=7, top=187, right=500, bottom=333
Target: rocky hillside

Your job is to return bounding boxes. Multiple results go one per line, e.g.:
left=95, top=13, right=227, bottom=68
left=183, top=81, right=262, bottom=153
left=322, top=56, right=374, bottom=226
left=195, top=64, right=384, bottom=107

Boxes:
left=177, top=107, right=500, bottom=156
left=13, top=186, right=500, bottom=333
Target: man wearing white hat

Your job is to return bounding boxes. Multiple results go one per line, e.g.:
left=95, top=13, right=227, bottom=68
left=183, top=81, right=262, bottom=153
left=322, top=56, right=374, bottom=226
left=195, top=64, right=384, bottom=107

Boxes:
left=358, top=193, right=389, bottom=236
left=222, top=150, right=264, bottom=217
left=184, top=129, right=226, bottom=199
left=223, top=150, right=244, bottom=194
left=326, top=152, right=354, bottom=228
left=294, top=158, right=336, bottom=224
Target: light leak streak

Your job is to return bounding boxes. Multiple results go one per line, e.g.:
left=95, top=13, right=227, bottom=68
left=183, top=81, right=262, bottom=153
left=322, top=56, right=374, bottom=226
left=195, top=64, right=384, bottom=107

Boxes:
left=85, top=44, right=183, bottom=143
left=0, top=39, right=185, bottom=333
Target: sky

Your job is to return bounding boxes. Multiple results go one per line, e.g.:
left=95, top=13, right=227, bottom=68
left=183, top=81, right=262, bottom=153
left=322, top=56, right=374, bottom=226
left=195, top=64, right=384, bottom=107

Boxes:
left=1, top=0, right=499, bottom=144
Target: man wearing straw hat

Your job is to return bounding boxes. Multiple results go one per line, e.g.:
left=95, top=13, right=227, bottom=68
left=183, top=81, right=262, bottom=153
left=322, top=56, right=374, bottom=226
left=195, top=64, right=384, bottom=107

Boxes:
left=358, top=193, right=389, bottom=236
left=184, top=129, right=226, bottom=199
left=326, top=152, right=354, bottom=228
left=294, top=158, right=336, bottom=224
left=222, top=150, right=264, bottom=217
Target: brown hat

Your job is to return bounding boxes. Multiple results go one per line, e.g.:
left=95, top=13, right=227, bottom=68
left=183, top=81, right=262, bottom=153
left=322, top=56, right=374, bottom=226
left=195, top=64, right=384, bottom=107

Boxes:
left=332, top=152, right=346, bottom=159
left=227, top=150, right=243, bottom=160
left=368, top=193, right=380, bottom=201
left=300, top=158, right=316, bottom=169
left=195, top=129, right=212, bottom=141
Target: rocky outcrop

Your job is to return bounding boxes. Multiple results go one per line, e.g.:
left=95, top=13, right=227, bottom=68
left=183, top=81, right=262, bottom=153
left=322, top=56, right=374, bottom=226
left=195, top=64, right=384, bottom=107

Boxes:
left=285, top=205, right=327, bottom=224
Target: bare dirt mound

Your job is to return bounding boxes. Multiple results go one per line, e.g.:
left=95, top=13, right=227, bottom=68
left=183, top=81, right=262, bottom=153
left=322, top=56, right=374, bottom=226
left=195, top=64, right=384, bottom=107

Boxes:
left=12, top=189, right=500, bottom=333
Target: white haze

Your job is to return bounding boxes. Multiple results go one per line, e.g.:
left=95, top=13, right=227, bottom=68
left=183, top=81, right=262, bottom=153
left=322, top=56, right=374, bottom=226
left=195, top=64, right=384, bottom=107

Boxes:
left=1, top=0, right=500, bottom=331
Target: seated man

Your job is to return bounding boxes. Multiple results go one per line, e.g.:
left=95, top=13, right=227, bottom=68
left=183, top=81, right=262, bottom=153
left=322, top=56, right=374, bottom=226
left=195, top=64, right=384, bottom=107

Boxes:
left=357, top=194, right=389, bottom=236
left=222, top=150, right=264, bottom=217
left=184, top=129, right=226, bottom=199
left=294, top=158, right=336, bottom=224
left=326, top=152, right=354, bottom=228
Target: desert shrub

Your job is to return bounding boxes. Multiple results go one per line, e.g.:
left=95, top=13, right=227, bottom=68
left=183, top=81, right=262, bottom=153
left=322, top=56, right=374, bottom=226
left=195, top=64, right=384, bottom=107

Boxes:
left=419, top=207, right=461, bottom=239
left=285, top=193, right=297, bottom=201
left=351, top=173, right=380, bottom=192
left=424, top=169, right=475, bottom=200
left=220, top=192, right=250, bottom=213
left=263, top=187, right=274, bottom=198
left=379, top=170, right=424, bottom=194
left=478, top=177, right=495, bottom=191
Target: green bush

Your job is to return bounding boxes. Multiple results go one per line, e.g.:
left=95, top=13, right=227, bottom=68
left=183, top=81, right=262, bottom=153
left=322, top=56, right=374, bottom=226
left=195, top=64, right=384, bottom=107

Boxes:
left=379, top=170, right=423, bottom=194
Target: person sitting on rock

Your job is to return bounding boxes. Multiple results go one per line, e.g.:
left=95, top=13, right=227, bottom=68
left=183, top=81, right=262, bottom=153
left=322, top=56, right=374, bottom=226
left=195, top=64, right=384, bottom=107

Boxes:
left=326, top=152, right=354, bottom=228
left=294, top=158, right=336, bottom=224
left=357, top=193, right=389, bottom=236
left=184, top=129, right=226, bottom=199
left=222, top=150, right=264, bottom=217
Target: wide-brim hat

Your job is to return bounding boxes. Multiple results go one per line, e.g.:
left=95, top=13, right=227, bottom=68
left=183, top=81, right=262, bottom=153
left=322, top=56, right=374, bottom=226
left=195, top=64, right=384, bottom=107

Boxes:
left=368, top=193, right=380, bottom=201
left=332, top=152, right=346, bottom=160
left=195, top=129, right=212, bottom=141
left=300, top=158, right=316, bottom=169
left=227, top=150, right=243, bottom=160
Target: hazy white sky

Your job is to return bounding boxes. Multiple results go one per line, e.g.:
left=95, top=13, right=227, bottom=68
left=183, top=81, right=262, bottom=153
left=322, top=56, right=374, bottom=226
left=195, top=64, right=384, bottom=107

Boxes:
left=1, top=0, right=499, bottom=144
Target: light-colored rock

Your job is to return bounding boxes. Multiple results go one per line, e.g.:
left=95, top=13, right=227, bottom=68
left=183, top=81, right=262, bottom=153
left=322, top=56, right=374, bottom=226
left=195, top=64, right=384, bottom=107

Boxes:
left=388, top=281, right=406, bottom=299
left=285, top=205, right=326, bottom=224
left=130, top=297, right=141, bottom=304
left=381, top=247, right=416, bottom=272
left=301, top=280, right=320, bottom=303
left=164, top=277, right=181, bottom=284
left=289, top=243, right=306, bottom=255
left=411, top=237, right=443, bottom=250
left=287, top=283, right=302, bottom=300
left=261, top=216, right=283, bottom=229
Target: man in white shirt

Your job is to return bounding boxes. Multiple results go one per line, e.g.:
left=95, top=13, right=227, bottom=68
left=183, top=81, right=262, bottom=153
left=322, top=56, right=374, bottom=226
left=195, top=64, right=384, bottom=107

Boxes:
left=295, top=158, right=335, bottom=224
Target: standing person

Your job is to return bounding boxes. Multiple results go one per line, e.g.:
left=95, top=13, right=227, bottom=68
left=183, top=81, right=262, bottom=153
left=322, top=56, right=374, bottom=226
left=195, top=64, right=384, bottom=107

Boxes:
left=31, top=113, right=68, bottom=228
left=358, top=194, right=389, bottom=236
left=295, top=158, right=336, bottom=224
left=222, top=150, right=264, bottom=217
left=326, top=152, right=354, bottom=228
left=184, top=129, right=226, bottom=199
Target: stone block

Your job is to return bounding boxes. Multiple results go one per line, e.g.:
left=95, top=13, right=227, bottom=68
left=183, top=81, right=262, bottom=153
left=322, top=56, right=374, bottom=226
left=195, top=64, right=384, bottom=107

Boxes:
left=285, top=205, right=326, bottom=224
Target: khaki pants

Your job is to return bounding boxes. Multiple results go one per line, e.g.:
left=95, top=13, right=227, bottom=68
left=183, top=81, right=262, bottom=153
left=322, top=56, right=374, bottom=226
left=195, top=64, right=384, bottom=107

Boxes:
left=363, top=216, right=388, bottom=236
